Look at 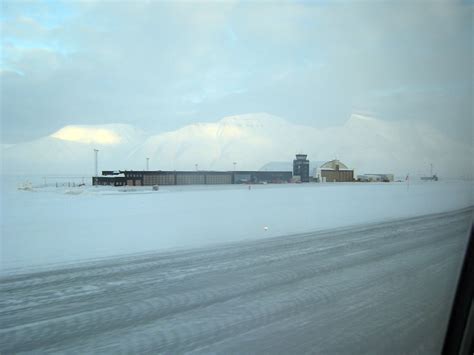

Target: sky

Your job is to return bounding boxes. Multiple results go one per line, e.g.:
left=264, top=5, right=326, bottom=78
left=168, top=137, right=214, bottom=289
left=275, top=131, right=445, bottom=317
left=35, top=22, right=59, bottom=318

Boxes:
left=1, top=0, right=472, bottom=144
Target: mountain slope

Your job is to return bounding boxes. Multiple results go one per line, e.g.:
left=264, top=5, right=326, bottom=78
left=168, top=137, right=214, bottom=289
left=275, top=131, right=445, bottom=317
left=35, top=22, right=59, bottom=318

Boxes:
left=1, top=113, right=472, bottom=178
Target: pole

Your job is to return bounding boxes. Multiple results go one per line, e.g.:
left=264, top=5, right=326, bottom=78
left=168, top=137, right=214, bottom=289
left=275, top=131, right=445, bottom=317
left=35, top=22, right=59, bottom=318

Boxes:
left=146, top=157, right=150, bottom=171
left=195, top=164, right=198, bottom=171
left=233, top=162, right=236, bottom=172
left=94, top=149, right=99, bottom=177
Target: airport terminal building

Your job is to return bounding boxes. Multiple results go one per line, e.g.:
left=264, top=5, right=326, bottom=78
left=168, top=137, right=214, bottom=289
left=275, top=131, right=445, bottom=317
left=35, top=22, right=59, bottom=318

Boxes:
left=92, top=155, right=363, bottom=186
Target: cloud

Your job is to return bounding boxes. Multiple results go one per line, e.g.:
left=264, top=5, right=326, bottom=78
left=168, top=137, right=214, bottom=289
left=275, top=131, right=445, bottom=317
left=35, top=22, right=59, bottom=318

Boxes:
left=1, top=0, right=472, bottom=147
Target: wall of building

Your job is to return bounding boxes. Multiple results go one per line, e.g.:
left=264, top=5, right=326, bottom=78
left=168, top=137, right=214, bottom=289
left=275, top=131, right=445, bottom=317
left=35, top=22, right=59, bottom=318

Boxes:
left=95, top=170, right=291, bottom=186
left=255, top=171, right=292, bottom=183
left=205, top=174, right=233, bottom=184
left=93, top=176, right=127, bottom=186
left=143, top=173, right=175, bottom=185
left=234, top=173, right=252, bottom=183
left=321, top=169, right=354, bottom=182
left=357, top=174, right=394, bottom=182
left=176, top=173, right=205, bottom=185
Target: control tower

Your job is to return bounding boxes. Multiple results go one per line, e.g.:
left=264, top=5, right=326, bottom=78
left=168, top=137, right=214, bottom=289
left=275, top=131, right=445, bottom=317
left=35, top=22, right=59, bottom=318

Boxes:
left=293, top=154, right=310, bottom=182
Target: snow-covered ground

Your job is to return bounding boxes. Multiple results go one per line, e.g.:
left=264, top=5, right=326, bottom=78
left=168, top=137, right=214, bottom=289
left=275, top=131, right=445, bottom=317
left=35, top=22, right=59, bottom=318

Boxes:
left=1, top=177, right=473, bottom=353
left=1, top=177, right=472, bottom=274
left=0, top=209, right=472, bottom=353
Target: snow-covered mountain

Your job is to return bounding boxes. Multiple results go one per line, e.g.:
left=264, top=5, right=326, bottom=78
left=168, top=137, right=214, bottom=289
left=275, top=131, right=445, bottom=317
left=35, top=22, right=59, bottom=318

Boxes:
left=1, top=113, right=472, bottom=178
left=1, top=124, right=146, bottom=175
left=126, top=113, right=307, bottom=171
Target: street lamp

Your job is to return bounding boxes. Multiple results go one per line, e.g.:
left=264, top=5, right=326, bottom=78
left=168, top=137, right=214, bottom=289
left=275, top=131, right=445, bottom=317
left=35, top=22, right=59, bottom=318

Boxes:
left=94, top=149, right=99, bottom=177
left=233, top=162, right=237, bottom=171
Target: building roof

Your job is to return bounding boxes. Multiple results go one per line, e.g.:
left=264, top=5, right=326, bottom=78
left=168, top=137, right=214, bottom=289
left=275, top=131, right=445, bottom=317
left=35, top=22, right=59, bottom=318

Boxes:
left=260, top=161, right=326, bottom=172
left=295, top=154, right=308, bottom=160
left=320, top=159, right=350, bottom=170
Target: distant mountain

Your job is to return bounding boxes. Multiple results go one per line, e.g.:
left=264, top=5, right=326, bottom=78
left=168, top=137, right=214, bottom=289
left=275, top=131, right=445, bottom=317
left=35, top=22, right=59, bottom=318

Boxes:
left=1, top=113, right=472, bottom=178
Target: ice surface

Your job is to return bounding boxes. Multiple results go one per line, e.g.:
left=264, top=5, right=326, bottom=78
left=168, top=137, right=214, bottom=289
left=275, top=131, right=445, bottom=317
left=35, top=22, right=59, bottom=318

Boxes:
left=1, top=177, right=472, bottom=274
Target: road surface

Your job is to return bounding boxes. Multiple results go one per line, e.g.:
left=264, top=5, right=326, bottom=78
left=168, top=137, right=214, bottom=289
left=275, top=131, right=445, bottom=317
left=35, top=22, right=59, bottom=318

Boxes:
left=1, top=208, right=472, bottom=354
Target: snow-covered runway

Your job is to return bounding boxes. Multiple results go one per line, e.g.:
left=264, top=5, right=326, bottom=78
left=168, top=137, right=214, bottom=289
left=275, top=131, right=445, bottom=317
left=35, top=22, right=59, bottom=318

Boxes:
left=1, top=208, right=471, bottom=354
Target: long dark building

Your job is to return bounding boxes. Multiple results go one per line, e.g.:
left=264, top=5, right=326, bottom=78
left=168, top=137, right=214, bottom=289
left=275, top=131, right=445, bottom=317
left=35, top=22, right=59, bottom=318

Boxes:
left=93, top=170, right=293, bottom=186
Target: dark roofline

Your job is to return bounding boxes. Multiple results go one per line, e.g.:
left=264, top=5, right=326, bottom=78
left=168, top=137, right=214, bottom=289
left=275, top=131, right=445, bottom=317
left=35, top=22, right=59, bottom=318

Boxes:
left=320, top=168, right=353, bottom=171
left=117, top=170, right=292, bottom=174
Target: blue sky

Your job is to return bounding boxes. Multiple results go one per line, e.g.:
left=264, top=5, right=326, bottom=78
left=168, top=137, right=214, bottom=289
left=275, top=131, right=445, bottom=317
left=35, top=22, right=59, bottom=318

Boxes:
left=1, top=0, right=472, bottom=143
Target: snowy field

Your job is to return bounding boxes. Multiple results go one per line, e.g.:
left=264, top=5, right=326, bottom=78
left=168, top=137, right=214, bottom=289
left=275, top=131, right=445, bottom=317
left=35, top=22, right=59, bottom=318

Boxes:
left=0, top=178, right=473, bottom=353
left=0, top=208, right=472, bottom=353
left=1, top=178, right=473, bottom=274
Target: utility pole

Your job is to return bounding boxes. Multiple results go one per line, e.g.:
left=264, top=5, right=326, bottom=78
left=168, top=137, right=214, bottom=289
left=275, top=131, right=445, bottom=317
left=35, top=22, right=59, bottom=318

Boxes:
left=94, top=149, right=99, bottom=177
left=146, top=157, right=150, bottom=171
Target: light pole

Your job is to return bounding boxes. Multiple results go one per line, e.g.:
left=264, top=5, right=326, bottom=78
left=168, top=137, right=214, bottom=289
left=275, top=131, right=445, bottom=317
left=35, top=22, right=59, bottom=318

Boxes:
left=146, top=157, right=150, bottom=171
left=233, top=162, right=236, bottom=172
left=195, top=164, right=198, bottom=171
left=94, top=149, right=99, bottom=177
